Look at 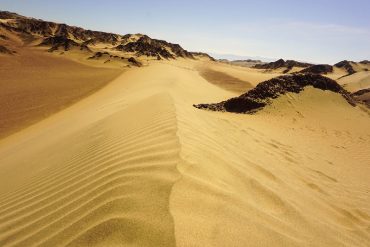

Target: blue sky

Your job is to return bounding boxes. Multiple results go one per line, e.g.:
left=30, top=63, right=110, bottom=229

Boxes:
left=1, top=0, right=369, bottom=63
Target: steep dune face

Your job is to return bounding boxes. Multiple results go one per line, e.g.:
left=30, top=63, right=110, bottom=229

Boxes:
left=0, top=48, right=122, bottom=139
left=1, top=61, right=370, bottom=246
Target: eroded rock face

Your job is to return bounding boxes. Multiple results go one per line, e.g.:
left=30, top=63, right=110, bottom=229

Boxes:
left=115, top=35, right=194, bottom=59
left=0, top=11, right=198, bottom=60
left=194, top=74, right=356, bottom=113
left=39, top=36, right=91, bottom=52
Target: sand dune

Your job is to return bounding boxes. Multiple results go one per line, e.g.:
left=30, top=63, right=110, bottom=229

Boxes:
left=0, top=60, right=370, bottom=246
left=0, top=47, right=122, bottom=138
left=339, top=71, right=370, bottom=92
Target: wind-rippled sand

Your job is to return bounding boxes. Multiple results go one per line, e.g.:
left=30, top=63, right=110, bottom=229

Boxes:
left=0, top=60, right=369, bottom=246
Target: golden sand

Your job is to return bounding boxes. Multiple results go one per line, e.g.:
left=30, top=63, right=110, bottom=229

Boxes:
left=0, top=59, right=369, bottom=246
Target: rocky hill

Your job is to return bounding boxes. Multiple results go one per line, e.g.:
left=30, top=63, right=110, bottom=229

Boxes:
left=298, top=64, right=334, bottom=74
left=253, top=59, right=313, bottom=72
left=115, top=35, right=194, bottom=59
left=334, top=60, right=356, bottom=75
left=0, top=10, right=212, bottom=61
left=194, top=74, right=356, bottom=113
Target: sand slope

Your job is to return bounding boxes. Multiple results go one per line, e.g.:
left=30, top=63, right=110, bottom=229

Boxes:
left=0, top=61, right=370, bottom=246
left=0, top=47, right=122, bottom=139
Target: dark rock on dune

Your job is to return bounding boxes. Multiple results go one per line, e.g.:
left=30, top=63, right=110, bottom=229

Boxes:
left=116, top=36, right=174, bottom=59
left=88, top=51, right=110, bottom=59
left=39, top=36, right=91, bottom=52
left=0, top=34, right=9, bottom=40
left=254, top=59, right=312, bottom=71
left=190, top=52, right=216, bottom=61
left=88, top=52, right=127, bottom=62
left=194, top=74, right=356, bottom=113
left=0, top=45, right=13, bottom=54
left=334, top=60, right=356, bottom=75
left=128, top=57, right=142, bottom=67
left=351, top=88, right=370, bottom=108
left=116, top=35, right=193, bottom=59
left=352, top=88, right=370, bottom=97
left=82, top=39, right=96, bottom=46
left=254, top=59, right=285, bottom=69
left=40, top=36, right=78, bottom=50
left=299, top=64, right=334, bottom=74
left=359, top=60, right=370, bottom=65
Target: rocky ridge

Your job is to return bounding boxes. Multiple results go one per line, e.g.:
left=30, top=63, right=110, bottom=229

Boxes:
left=194, top=74, right=356, bottom=113
left=0, top=10, right=213, bottom=61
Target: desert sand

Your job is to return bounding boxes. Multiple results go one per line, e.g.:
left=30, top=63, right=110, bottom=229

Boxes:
left=0, top=47, right=122, bottom=139
left=1, top=10, right=370, bottom=246
left=0, top=58, right=370, bottom=247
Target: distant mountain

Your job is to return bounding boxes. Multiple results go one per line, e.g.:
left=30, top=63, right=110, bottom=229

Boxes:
left=253, top=59, right=313, bottom=73
left=298, top=60, right=369, bottom=76
left=210, top=53, right=276, bottom=63
left=0, top=10, right=213, bottom=61
left=218, top=58, right=264, bottom=67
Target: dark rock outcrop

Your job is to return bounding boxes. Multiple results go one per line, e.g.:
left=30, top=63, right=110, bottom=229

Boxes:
left=0, top=45, right=13, bottom=54
left=359, top=60, right=370, bottom=65
left=334, top=60, right=356, bottom=75
left=88, top=51, right=127, bottom=61
left=0, top=11, right=23, bottom=19
left=39, top=36, right=91, bottom=52
left=88, top=51, right=110, bottom=59
left=0, top=11, right=196, bottom=60
left=351, top=88, right=370, bottom=108
left=194, top=74, right=356, bottom=113
left=115, top=35, right=193, bottom=59
left=128, top=57, right=142, bottom=67
left=299, top=64, right=333, bottom=74
left=0, top=34, right=8, bottom=40
left=191, top=52, right=216, bottom=61
left=254, top=59, right=312, bottom=72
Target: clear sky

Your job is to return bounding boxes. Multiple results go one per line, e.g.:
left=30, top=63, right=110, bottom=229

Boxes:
left=1, top=0, right=369, bottom=63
